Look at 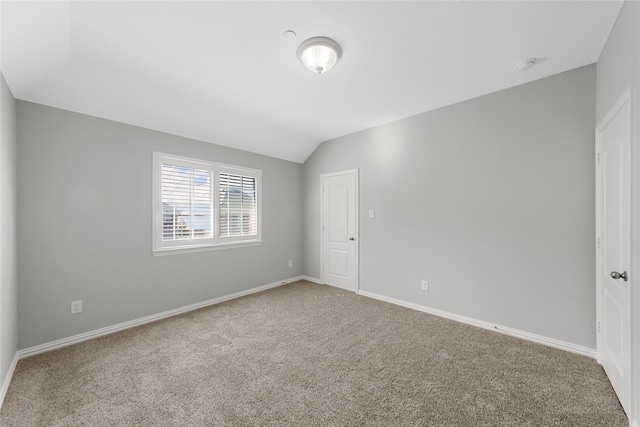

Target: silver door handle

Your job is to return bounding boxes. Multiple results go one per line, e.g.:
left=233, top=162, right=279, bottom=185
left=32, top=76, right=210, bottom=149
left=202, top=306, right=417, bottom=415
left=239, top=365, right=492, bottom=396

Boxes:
left=610, top=271, right=628, bottom=281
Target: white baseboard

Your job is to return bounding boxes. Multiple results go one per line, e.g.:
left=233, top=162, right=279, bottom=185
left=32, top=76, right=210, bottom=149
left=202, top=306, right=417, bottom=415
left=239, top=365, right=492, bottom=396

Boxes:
left=0, top=353, right=18, bottom=409
left=357, top=289, right=596, bottom=359
left=17, top=276, right=304, bottom=360
left=301, top=275, right=322, bottom=284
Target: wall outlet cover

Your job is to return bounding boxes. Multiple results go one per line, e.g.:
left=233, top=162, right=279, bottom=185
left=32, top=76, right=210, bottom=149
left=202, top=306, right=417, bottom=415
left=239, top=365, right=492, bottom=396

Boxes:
left=71, top=300, right=83, bottom=314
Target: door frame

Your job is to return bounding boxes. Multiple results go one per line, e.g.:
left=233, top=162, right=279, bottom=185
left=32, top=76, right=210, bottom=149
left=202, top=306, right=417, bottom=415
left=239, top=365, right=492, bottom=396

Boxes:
left=631, top=84, right=640, bottom=427
left=596, top=86, right=638, bottom=426
left=320, top=169, right=359, bottom=292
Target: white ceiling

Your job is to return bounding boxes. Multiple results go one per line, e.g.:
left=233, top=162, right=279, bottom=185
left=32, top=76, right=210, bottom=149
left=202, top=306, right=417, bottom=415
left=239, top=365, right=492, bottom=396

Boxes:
left=1, top=1, right=623, bottom=163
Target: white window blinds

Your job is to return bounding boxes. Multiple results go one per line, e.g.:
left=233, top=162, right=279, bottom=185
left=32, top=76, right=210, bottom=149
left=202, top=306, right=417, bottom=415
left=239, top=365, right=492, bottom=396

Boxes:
left=161, top=164, right=212, bottom=242
left=219, top=172, right=257, bottom=239
left=153, top=152, right=262, bottom=254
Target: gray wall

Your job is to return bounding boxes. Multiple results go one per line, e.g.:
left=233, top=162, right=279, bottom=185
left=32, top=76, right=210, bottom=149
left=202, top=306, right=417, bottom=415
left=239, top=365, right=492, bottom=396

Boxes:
left=596, top=0, right=639, bottom=124
left=596, top=0, right=640, bottom=422
left=1, top=74, right=18, bottom=390
left=303, top=65, right=597, bottom=348
left=17, top=102, right=303, bottom=349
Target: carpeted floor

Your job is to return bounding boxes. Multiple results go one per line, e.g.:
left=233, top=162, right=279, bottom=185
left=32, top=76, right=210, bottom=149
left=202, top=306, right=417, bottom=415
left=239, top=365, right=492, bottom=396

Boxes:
left=0, top=281, right=628, bottom=426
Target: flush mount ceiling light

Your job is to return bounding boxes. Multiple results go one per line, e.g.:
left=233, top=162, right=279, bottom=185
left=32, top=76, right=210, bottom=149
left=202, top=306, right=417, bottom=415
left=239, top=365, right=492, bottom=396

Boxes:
left=297, top=37, right=342, bottom=74
left=516, top=58, right=538, bottom=72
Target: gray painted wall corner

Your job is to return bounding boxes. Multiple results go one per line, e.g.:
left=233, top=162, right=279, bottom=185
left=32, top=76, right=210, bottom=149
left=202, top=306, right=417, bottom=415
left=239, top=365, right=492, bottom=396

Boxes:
left=0, top=72, right=18, bottom=397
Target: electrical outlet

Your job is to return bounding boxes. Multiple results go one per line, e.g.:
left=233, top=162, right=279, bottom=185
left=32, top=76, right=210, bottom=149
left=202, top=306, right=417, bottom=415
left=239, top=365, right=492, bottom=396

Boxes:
left=288, top=260, right=293, bottom=268
left=71, top=300, right=82, bottom=314
left=421, top=280, right=429, bottom=291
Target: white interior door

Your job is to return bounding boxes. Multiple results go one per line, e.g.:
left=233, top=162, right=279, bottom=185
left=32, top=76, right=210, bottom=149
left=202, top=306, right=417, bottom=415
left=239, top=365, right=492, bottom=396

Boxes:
left=321, top=170, right=358, bottom=292
left=596, top=90, right=632, bottom=417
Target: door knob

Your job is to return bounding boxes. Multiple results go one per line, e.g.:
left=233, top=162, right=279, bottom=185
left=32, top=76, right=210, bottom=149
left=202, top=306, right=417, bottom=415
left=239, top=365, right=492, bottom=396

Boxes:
left=610, top=271, right=628, bottom=281
left=349, top=237, right=355, bottom=241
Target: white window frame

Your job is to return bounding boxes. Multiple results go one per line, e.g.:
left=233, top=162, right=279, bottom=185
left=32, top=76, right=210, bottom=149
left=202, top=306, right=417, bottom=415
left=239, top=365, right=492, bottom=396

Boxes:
left=152, top=152, right=262, bottom=256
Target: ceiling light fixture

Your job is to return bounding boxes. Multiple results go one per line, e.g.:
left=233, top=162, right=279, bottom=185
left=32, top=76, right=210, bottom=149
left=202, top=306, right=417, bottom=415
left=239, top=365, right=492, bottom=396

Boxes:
left=297, top=37, right=342, bottom=74
left=515, top=58, right=537, bottom=72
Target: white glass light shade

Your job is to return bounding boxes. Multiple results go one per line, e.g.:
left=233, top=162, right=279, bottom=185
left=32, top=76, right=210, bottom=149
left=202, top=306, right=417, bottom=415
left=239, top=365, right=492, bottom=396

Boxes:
left=297, top=37, right=342, bottom=74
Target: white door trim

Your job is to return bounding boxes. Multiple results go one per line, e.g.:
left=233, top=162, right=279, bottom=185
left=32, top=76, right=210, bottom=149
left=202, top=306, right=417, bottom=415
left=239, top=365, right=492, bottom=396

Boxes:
left=631, top=83, right=640, bottom=427
left=320, top=169, right=359, bottom=291
left=596, top=86, right=637, bottom=426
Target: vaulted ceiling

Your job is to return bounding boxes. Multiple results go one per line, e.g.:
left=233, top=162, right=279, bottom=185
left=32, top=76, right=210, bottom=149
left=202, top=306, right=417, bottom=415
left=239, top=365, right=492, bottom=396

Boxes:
left=1, top=1, right=623, bottom=163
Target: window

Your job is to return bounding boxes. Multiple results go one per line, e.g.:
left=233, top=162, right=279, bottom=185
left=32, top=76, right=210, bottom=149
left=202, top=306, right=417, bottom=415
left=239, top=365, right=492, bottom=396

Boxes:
left=153, top=152, right=261, bottom=254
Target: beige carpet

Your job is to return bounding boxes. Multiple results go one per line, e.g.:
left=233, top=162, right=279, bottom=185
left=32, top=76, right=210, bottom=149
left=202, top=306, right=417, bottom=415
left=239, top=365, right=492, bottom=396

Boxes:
left=0, top=281, right=627, bottom=426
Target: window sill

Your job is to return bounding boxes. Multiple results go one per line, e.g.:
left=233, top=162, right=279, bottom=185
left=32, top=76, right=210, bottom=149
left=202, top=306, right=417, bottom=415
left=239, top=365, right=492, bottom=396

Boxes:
left=153, top=240, right=262, bottom=256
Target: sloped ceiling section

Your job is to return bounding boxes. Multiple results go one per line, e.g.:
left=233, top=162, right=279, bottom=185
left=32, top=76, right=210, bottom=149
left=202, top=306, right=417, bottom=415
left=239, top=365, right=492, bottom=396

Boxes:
left=1, top=1, right=623, bottom=163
